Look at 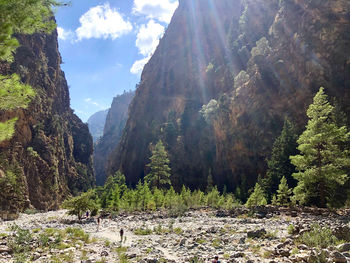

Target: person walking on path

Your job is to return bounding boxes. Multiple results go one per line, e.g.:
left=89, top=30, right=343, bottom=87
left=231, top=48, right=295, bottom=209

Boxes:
left=120, top=228, right=124, bottom=243
left=97, top=216, right=101, bottom=232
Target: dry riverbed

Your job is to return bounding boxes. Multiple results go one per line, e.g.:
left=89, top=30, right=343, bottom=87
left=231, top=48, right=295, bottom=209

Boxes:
left=0, top=208, right=350, bottom=262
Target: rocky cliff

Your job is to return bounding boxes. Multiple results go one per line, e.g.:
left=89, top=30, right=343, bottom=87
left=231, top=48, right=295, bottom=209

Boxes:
left=87, top=109, right=109, bottom=143
left=109, top=0, right=350, bottom=192
left=94, top=91, right=134, bottom=185
left=0, top=30, right=95, bottom=213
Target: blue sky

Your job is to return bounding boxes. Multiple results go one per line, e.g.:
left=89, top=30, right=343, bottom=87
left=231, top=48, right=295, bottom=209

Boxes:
left=55, top=0, right=178, bottom=122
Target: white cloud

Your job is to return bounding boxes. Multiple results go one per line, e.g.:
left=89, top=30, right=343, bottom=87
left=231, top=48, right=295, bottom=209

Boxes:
left=130, top=20, right=164, bottom=75
left=136, top=20, right=164, bottom=56
left=84, top=98, right=107, bottom=109
left=133, top=0, right=178, bottom=23
left=57, top=27, right=74, bottom=41
left=130, top=56, right=151, bottom=74
left=76, top=3, right=133, bottom=41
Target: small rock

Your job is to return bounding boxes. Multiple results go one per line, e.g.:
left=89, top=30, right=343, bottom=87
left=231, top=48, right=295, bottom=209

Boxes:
left=0, top=246, right=11, bottom=253
left=100, top=250, right=108, bottom=257
left=331, top=251, right=347, bottom=263
left=337, top=243, right=350, bottom=252
left=179, top=238, right=186, bottom=246
left=231, top=252, right=245, bottom=258
left=297, top=244, right=308, bottom=250
left=247, top=229, right=266, bottom=238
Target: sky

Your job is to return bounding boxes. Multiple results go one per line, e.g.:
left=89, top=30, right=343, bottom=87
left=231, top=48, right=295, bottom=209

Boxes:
left=55, top=0, right=179, bottom=122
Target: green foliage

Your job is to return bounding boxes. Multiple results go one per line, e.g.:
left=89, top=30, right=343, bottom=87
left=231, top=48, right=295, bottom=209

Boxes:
left=144, top=140, right=171, bottom=189
left=62, top=190, right=100, bottom=220
left=200, top=99, right=218, bottom=123
left=265, top=118, right=298, bottom=200
left=134, top=227, right=152, bottom=235
left=0, top=0, right=60, bottom=61
left=299, top=224, right=339, bottom=248
left=0, top=74, right=35, bottom=110
left=234, top=70, right=250, bottom=90
left=290, top=88, right=350, bottom=207
left=94, top=175, right=240, bottom=215
left=271, top=194, right=278, bottom=206
left=287, top=224, right=295, bottom=235
left=276, top=176, right=292, bottom=206
left=251, top=37, right=272, bottom=57
left=245, top=183, right=267, bottom=208
left=27, top=147, right=40, bottom=158
left=8, top=224, right=32, bottom=254
left=0, top=117, right=17, bottom=142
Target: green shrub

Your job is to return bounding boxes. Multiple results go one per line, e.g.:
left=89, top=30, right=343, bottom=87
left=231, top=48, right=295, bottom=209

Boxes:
left=299, top=224, right=339, bottom=248
left=134, top=227, right=152, bottom=235
left=287, top=224, right=295, bottom=235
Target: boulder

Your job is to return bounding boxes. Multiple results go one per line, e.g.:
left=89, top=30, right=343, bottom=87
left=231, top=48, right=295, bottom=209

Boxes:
left=247, top=229, right=267, bottom=238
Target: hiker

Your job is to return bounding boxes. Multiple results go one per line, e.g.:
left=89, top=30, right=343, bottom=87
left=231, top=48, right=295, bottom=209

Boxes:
left=212, top=256, right=221, bottom=263
left=120, top=228, right=124, bottom=243
left=86, top=211, right=89, bottom=218
left=97, top=216, right=101, bottom=232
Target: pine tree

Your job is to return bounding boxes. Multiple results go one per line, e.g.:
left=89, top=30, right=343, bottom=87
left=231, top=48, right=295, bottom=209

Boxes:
left=245, top=183, right=267, bottom=208
left=144, top=140, right=172, bottom=189
left=276, top=176, right=292, bottom=206
left=0, top=0, right=61, bottom=142
left=290, top=88, right=350, bottom=207
left=265, top=118, right=298, bottom=200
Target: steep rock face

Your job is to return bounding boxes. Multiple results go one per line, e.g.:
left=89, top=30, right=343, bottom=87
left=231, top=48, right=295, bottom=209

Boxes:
left=94, top=91, right=134, bottom=185
left=109, top=0, right=350, bottom=192
left=0, top=31, right=94, bottom=213
left=87, top=109, right=109, bottom=143
left=109, top=0, right=241, bottom=189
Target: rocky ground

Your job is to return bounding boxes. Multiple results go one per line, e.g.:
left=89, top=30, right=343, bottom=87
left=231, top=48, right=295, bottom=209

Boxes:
left=0, top=208, right=350, bottom=262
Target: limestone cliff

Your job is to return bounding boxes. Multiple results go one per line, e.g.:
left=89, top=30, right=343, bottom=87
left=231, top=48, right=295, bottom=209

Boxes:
left=94, top=91, right=134, bottom=185
left=0, top=30, right=94, bottom=214
left=109, top=0, right=350, bottom=192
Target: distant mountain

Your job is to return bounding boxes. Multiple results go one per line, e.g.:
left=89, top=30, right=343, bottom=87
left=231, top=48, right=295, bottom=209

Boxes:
left=94, top=91, right=134, bottom=185
left=87, top=109, right=109, bottom=143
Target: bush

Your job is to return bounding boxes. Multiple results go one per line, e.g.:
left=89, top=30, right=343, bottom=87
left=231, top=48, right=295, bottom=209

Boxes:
left=299, top=224, right=339, bottom=248
left=134, top=227, right=152, bottom=235
left=62, top=190, right=100, bottom=220
left=287, top=224, right=295, bottom=235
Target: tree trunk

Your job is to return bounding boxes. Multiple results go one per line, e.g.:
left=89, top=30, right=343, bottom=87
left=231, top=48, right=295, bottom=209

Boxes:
left=319, top=178, right=326, bottom=208
left=317, top=146, right=326, bottom=207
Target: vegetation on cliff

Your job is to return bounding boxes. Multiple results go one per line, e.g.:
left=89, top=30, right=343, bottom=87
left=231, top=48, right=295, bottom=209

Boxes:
left=109, top=0, right=350, bottom=206
left=0, top=0, right=60, bottom=142
left=0, top=0, right=95, bottom=214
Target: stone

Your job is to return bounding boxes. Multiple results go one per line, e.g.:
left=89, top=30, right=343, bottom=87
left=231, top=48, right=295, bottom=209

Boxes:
left=247, top=229, right=267, bottom=238
left=179, top=238, right=186, bottom=246
left=337, top=243, right=350, bottom=252
left=100, top=250, right=108, bottom=257
left=0, top=246, right=11, bottom=253
left=297, top=244, right=308, bottom=250
left=331, top=251, right=347, bottom=263
left=231, top=252, right=245, bottom=258
left=33, top=252, right=41, bottom=260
